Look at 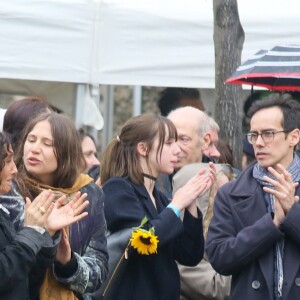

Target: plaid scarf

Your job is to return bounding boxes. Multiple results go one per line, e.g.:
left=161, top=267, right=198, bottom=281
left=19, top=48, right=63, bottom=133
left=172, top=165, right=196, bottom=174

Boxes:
left=253, top=152, right=300, bottom=300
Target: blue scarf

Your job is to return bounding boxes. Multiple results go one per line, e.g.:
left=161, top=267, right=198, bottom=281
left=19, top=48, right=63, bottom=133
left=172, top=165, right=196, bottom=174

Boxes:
left=253, top=152, right=300, bottom=300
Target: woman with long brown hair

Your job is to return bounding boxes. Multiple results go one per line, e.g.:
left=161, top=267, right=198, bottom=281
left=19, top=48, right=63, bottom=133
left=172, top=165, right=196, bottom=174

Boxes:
left=0, top=131, right=89, bottom=299
left=6, top=112, right=108, bottom=299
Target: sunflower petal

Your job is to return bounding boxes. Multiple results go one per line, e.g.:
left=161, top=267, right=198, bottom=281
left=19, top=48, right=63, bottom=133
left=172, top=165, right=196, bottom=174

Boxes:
left=130, top=228, right=159, bottom=255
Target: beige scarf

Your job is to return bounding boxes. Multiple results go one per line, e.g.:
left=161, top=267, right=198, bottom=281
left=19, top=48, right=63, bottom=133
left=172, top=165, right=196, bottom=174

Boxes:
left=28, top=174, right=93, bottom=300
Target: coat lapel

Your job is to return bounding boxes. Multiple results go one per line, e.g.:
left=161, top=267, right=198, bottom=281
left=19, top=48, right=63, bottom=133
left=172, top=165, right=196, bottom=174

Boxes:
left=229, top=167, right=274, bottom=296
left=282, top=186, right=300, bottom=296
left=229, top=167, right=268, bottom=228
left=132, top=184, right=159, bottom=218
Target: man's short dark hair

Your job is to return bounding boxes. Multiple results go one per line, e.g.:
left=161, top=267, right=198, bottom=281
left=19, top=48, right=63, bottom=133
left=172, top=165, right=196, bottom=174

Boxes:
left=247, top=93, right=300, bottom=132
left=158, top=87, right=202, bottom=116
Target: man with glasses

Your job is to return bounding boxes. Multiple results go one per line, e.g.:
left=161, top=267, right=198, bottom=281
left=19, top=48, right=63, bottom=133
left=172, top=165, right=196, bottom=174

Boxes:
left=206, top=93, right=300, bottom=300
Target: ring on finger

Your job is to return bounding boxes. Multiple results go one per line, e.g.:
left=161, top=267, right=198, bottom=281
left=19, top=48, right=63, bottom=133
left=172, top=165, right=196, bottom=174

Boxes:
left=39, top=206, right=46, bottom=215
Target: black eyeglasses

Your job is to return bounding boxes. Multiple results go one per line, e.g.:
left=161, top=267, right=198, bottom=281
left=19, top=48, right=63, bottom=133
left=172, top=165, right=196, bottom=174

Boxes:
left=246, top=130, right=289, bottom=144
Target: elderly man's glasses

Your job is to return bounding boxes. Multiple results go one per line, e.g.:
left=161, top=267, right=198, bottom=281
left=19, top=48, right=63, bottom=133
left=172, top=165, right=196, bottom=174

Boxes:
left=246, top=130, right=289, bottom=144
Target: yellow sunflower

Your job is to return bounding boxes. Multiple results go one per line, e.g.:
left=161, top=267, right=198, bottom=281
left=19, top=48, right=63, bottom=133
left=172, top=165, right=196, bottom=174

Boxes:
left=130, top=228, right=159, bottom=255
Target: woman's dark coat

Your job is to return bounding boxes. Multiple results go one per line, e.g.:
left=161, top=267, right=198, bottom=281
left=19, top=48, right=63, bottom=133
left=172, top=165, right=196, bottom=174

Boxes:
left=0, top=181, right=108, bottom=299
left=206, top=165, right=300, bottom=300
left=0, top=208, right=54, bottom=300
left=103, top=176, right=204, bottom=300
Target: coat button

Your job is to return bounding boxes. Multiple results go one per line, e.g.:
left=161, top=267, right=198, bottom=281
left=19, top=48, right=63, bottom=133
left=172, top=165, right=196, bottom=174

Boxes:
left=295, top=278, right=300, bottom=286
left=252, top=280, right=261, bottom=290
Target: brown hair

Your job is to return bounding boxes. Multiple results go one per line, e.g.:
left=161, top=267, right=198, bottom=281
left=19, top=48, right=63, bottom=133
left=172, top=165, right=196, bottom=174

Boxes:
left=217, top=139, right=234, bottom=166
left=100, top=113, right=177, bottom=185
left=3, top=96, right=52, bottom=153
left=16, top=112, right=86, bottom=191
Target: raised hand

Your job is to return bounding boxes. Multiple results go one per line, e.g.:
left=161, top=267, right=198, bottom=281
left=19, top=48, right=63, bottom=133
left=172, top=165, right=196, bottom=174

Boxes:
left=263, top=164, right=299, bottom=215
left=24, top=190, right=55, bottom=228
left=172, top=162, right=216, bottom=211
left=45, top=192, right=89, bottom=236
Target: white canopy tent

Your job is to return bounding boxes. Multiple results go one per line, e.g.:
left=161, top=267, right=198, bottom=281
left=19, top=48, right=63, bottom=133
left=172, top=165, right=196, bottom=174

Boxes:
left=0, top=0, right=299, bottom=143
left=1, top=0, right=299, bottom=86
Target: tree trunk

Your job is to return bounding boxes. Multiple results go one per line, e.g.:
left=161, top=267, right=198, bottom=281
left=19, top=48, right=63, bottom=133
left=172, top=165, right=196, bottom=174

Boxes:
left=213, top=0, right=244, bottom=168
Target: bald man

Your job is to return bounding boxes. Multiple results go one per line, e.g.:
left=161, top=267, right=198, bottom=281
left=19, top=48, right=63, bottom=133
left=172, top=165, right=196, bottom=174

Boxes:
left=168, top=107, right=220, bottom=169
left=165, top=107, right=231, bottom=300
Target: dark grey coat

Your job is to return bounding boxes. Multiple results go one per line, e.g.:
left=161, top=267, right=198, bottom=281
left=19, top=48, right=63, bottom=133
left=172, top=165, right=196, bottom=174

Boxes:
left=0, top=208, right=54, bottom=300
left=0, top=181, right=108, bottom=299
left=206, top=165, right=300, bottom=300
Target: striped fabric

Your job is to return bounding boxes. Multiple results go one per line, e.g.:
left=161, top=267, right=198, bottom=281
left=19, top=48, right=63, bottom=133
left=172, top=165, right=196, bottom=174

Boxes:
left=226, top=45, right=300, bottom=91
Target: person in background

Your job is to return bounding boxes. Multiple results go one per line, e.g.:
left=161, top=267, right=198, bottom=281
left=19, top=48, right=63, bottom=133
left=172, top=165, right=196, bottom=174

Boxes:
left=157, top=87, right=220, bottom=165
left=158, top=87, right=205, bottom=117
left=157, top=107, right=221, bottom=200
left=202, top=116, right=221, bottom=163
left=0, top=108, right=6, bottom=132
left=168, top=107, right=232, bottom=300
left=0, top=131, right=89, bottom=299
left=78, top=128, right=100, bottom=181
left=1, top=96, right=54, bottom=232
left=100, top=113, right=216, bottom=300
left=217, top=139, right=240, bottom=177
left=12, top=112, right=108, bottom=299
left=242, top=137, right=256, bottom=170
left=168, top=107, right=219, bottom=169
left=206, top=94, right=300, bottom=300
left=3, top=96, right=59, bottom=153
left=216, top=139, right=233, bottom=165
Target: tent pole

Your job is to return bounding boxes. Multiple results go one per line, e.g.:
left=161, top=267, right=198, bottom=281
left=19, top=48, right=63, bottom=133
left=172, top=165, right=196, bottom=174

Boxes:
left=101, top=85, right=114, bottom=152
left=75, top=83, right=85, bottom=129
left=133, top=86, right=142, bottom=116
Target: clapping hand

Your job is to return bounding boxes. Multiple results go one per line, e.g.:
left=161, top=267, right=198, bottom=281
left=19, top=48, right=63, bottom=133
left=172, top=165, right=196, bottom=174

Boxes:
left=262, top=164, right=299, bottom=227
left=172, top=162, right=216, bottom=212
left=45, top=191, right=89, bottom=236
left=25, top=190, right=89, bottom=236
left=24, top=190, right=56, bottom=228
left=54, top=192, right=89, bottom=264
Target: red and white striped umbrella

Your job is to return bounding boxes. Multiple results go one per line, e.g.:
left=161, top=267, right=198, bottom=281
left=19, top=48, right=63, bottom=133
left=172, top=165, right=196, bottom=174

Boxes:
left=226, top=45, right=300, bottom=91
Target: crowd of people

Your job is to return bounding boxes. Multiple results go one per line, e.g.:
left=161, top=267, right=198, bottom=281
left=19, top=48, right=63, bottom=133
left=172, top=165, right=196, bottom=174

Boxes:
left=1, top=89, right=300, bottom=300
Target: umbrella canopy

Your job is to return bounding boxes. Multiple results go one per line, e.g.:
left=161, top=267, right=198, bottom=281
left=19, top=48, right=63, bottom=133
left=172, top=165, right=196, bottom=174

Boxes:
left=226, top=45, right=300, bottom=91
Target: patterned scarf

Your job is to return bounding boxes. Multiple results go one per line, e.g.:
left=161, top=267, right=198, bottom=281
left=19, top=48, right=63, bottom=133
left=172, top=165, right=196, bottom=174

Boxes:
left=253, top=152, right=300, bottom=300
left=0, top=182, right=25, bottom=230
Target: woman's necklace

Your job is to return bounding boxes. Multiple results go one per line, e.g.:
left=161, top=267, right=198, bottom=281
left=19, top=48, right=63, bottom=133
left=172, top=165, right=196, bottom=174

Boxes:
left=142, top=173, right=157, bottom=181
